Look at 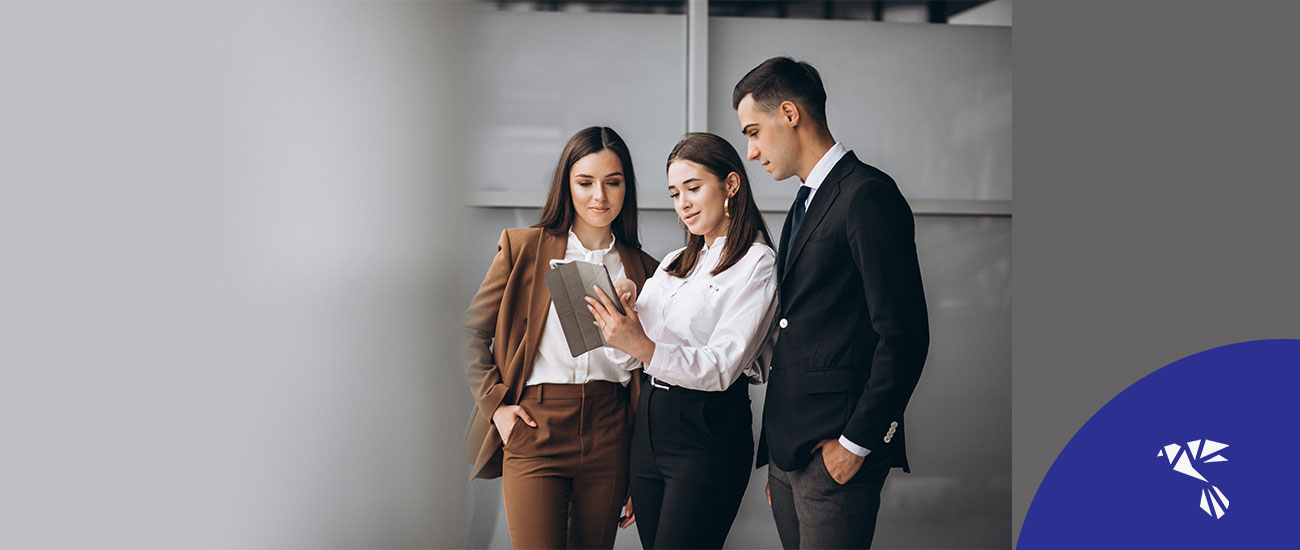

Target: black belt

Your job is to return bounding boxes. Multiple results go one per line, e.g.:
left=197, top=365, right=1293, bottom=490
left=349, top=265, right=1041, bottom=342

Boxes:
left=648, top=374, right=677, bottom=390
left=645, top=373, right=748, bottom=396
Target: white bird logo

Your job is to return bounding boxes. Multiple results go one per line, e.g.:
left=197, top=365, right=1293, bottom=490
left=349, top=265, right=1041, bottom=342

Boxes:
left=1157, top=439, right=1230, bottom=519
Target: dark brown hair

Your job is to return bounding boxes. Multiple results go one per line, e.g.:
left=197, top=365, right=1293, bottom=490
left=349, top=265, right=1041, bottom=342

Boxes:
left=534, top=126, right=641, bottom=249
left=732, top=56, right=829, bottom=129
left=665, top=133, right=773, bottom=278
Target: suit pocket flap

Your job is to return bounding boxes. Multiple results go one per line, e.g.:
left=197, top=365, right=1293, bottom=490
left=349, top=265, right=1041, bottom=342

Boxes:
left=801, top=236, right=840, bottom=255
left=802, top=367, right=863, bottom=394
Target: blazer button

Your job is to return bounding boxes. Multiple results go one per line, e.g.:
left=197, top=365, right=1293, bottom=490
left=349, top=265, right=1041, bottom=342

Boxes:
left=889, top=421, right=899, bottom=428
left=779, top=318, right=788, bottom=329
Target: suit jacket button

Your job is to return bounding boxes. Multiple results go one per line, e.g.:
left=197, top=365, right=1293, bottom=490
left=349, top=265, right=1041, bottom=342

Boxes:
left=883, top=435, right=893, bottom=443
left=779, top=318, right=788, bottom=329
left=889, top=421, right=898, bottom=428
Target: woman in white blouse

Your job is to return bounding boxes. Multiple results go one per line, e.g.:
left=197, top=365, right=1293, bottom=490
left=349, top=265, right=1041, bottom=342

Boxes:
left=587, top=132, right=779, bottom=549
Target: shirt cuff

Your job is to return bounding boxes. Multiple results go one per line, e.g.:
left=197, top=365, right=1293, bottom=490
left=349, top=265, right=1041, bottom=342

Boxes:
left=602, top=346, right=637, bottom=370
left=838, top=435, right=871, bottom=457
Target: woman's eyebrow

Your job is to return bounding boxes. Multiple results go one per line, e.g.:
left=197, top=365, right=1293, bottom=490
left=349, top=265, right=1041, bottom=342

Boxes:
left=667, top=178, right=701, bottom=192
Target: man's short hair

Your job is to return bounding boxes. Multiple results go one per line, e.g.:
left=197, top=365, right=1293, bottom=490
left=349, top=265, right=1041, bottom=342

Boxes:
left=732, top=56, right=828, bottom=129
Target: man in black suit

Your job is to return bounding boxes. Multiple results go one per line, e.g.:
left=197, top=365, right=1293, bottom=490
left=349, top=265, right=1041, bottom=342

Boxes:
left=734, top=57, right=929, bottom=549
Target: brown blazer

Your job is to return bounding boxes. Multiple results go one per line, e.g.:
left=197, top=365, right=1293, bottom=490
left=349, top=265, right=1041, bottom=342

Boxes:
left=462, top=227, right=659, bottom=480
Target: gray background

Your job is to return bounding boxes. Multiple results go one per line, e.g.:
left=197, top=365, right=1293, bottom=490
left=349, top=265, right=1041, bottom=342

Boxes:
left=1, top=1, right=1296, bottom=549
left=1013, top=0, right=1300, bottom=545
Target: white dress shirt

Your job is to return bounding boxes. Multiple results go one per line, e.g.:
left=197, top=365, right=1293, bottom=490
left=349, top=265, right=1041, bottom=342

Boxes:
left=799, top=142, right=847, bottom=210
left=787, top=142, right=871, bottom=457
left=606, top=237, right=779, bottom=392
left=528, top=231, right=633, bottom=387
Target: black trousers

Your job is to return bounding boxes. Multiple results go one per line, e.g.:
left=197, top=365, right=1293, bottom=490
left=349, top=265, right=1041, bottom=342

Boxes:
left=629, top=375, right=752, bottom=549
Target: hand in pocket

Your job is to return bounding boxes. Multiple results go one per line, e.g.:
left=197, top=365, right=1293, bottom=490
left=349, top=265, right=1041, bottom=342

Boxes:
left=492, top=404, right=536, bottom=445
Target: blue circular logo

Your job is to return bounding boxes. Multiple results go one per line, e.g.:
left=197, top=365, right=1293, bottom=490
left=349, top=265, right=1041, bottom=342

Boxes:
left=1020, top=339, right=1300, bottom=547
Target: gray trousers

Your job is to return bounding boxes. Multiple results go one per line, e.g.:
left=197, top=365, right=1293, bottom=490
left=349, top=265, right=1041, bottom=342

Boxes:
left=768, top=449, right=892, bottom=549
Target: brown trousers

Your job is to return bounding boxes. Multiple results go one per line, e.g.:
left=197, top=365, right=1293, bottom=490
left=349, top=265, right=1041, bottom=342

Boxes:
left=501, top=381, right=631, bottom=549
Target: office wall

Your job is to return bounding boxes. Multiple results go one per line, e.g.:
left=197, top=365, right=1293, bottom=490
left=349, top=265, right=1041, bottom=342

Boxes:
left=465, top=11, right=687, bottom=208
left=709, top=16, right=1012, bottom=202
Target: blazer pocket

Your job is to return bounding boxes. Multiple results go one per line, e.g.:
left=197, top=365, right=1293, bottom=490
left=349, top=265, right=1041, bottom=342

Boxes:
left=802, top=367, right=863, bottom=394
left=801, top=236, right=841, bottom=256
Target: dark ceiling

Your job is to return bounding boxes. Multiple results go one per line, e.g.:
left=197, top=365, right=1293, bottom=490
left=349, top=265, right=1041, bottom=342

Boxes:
left=490, top=0, right=995, bottom=24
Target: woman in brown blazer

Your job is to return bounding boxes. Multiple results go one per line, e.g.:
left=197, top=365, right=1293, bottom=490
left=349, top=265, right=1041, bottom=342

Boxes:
left=462, top=126, right=659, bottom=549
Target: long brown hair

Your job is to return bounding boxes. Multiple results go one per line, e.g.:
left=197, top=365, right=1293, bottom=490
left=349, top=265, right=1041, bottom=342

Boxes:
left=665, top=133, right=772, bottom=278
left=534, top=126, right=641, bottom=249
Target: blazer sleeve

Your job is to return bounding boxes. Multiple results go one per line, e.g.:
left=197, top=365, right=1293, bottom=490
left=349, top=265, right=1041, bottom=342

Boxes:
left=842, top=180, right=930, bottom=453
left=463, top=229, right=514, bottom=423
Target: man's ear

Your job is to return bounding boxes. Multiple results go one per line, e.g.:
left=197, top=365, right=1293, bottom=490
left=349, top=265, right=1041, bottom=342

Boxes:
left=780, top=100, right=801, bottom=127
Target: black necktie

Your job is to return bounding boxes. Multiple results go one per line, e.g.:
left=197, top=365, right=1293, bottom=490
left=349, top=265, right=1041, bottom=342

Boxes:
left=784, top=185, right=813, bottom=269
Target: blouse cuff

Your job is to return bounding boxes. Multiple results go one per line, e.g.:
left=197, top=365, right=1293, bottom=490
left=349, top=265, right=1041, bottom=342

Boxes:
left=838, top=435, right=871, bottom=457
left=603, top=345, right=640, bottom=371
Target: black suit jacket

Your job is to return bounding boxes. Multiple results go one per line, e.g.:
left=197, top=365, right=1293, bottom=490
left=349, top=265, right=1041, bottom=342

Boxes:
left=758, top=151, right=929, bottom=473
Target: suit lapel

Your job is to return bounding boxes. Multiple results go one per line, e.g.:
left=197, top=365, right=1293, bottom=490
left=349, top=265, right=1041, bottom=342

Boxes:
left=522, top=230, right=567, bottom=374
left=776, top=200, right=796, bottom=285
left=781, top=152, right=856, bottom=279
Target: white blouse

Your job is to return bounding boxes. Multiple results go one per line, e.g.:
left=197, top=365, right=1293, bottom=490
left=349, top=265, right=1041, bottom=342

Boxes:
left=528, top=231, right=633, bottom=387
left=607, top=236, right=779, bottom=392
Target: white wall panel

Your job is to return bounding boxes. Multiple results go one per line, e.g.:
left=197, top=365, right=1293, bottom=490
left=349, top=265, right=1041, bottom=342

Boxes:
left=468, top=11, right=686, bottom=212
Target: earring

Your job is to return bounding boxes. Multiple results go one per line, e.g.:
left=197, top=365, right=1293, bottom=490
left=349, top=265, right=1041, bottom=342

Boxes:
left=724, top=197, right=731, bottom=218
left=679, top=218, right=688, bottom=231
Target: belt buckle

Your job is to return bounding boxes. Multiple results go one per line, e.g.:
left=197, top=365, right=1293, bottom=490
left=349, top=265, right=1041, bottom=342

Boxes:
left=650, top=376, right=670, bottom=390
